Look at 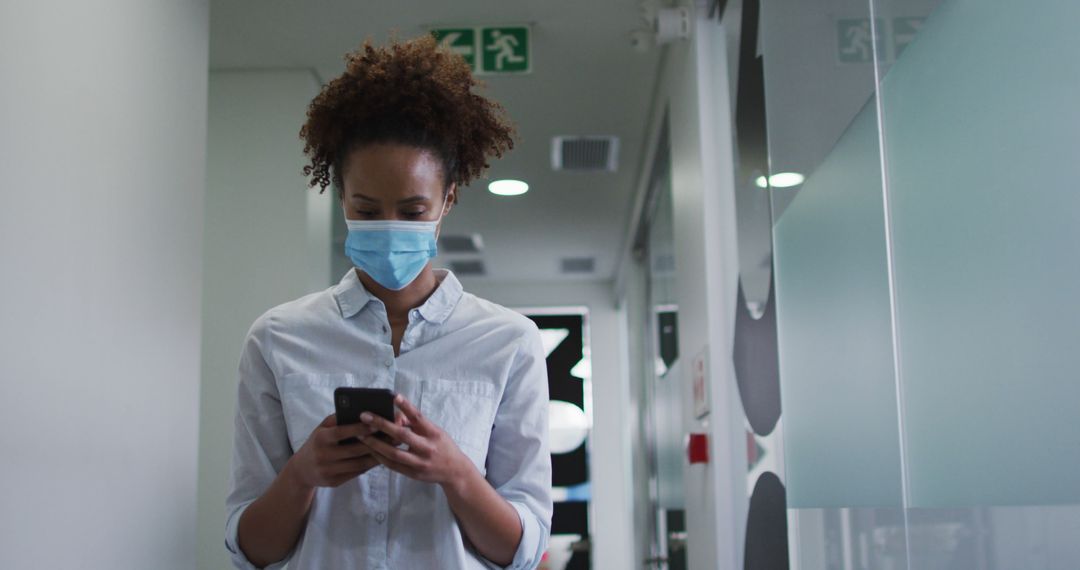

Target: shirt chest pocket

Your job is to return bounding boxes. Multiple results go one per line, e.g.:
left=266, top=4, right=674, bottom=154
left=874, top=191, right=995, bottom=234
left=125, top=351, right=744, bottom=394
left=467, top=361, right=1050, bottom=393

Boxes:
left=278, top=373, right=358, bottom=452
left=419, top=379, right=498, bottom=467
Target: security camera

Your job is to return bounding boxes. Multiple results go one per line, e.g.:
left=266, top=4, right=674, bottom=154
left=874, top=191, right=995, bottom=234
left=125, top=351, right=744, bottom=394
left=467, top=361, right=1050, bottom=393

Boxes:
left=655, top=7, right=691, bottom=44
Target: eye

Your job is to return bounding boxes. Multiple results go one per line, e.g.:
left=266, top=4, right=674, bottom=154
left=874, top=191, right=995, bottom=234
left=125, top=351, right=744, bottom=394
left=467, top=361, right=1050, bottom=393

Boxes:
left=355, top=210, right=378, bottom=217
left=403, top=210, right=425, bottom=219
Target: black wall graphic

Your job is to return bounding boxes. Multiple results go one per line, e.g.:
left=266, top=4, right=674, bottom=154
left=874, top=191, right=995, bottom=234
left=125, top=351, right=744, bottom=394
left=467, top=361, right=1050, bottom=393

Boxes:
left=728, top=0, right=790, bottom=566
left=526, top=314, right=590, bottom=548
left=733, top=277, right=781, bottom=437
left=744, top=472, right=789, bottom=570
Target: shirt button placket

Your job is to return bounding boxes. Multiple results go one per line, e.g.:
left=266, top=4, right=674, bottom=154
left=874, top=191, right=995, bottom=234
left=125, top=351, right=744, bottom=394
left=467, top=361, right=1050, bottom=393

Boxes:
left=371, top=469, right=390, bottom=567
left=381, top=317, right=394, bottom=385
left=375, top=315, right=398, bottom=566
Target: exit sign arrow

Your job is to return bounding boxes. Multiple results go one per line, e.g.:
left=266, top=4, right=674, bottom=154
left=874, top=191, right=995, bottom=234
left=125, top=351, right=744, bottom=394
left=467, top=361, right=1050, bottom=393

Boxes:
left=432, top=28, right=477, bottom=68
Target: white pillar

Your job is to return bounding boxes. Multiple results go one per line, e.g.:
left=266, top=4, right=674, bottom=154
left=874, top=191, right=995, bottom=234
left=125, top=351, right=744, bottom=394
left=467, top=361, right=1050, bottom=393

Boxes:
left=0, top=1, right=209, bottom=568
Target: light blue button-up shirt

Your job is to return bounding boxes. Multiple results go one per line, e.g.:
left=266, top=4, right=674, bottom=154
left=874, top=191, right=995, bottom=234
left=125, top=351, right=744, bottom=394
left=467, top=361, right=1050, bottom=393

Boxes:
left=225, top=269, right=552, bottom=569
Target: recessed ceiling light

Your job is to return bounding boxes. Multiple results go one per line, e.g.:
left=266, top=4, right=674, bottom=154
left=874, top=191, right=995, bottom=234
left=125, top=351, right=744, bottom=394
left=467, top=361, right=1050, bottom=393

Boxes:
left=488, top=179, right=529, bottom=196
left=754, top=172, right=805, bottom=189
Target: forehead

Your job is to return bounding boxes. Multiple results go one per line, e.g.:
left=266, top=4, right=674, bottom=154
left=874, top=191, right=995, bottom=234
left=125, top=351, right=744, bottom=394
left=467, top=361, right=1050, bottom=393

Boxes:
left=341, top=143, right=445, bottom=200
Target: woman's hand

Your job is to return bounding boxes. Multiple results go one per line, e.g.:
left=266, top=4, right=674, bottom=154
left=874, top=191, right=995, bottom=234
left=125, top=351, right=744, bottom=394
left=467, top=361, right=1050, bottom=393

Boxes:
left=359, top=394, right=472, bottom=488
left=363, top=394, right=526, bottom=567
left=285, top=413, right=403, bottom=490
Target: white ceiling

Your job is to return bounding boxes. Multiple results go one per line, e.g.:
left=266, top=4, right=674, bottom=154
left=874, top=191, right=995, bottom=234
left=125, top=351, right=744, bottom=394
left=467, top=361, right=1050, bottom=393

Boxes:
left=210, top=0, right=662, bottom=284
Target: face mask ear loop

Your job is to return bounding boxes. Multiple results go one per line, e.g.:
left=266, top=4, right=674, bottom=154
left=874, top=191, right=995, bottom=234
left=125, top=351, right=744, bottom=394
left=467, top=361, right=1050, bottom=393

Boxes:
left=435, top=187, right=452, bottom=242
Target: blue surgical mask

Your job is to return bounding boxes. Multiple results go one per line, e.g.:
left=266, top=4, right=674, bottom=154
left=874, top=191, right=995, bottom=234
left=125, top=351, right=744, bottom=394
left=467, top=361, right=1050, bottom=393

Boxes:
left=344, top=219, right=440, bottom=290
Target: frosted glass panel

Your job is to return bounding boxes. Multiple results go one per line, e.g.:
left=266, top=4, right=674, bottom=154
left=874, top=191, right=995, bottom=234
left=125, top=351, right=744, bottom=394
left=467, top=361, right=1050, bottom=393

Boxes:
left=762, top=0, right=1080, bottom=565
left=773, top=102, right=902, bottom=509
left=879, top=0, right=1080, bottom=507
left=762, top=0, right=904, bottom=515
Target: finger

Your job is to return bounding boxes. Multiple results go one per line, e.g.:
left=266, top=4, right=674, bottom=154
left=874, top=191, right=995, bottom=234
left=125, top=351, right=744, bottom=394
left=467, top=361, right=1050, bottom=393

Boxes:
left=325, top=440, right=373, bottom=461
left=369, top=431, right=405, bottom=448
left=393, top=394, right=430, bottom=432
left=363, top=433, right=425, bottom=468
left=339, top=423, right=403, bottom=447
left=326, top=456, right=379, bottom=476
left=361, top=412, right=425, bottom=448
left=355, top=429, right=403, bottom=448
left=327, top=458, right=380, bottom=486
left=316, top=414, right=347, bottom=445
left=328, top=422, right=377, bottom=443
left=372, top=451, right=421, bottom=479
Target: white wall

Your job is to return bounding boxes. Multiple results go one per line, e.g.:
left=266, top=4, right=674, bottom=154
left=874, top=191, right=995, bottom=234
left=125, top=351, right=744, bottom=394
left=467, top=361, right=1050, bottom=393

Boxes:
left=614, top=5, right=748, bottom=568
left=462, top=279, right=634, bottom=570
left=196, top=70, right=331, bottom=570
left=0, top=1, right=208, bottom=568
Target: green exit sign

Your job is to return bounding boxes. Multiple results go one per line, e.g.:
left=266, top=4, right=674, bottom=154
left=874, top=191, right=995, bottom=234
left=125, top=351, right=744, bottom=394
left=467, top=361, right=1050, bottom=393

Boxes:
left=431, top=28, right=476, bottom=68
left=431, top=25, right=531, bottom=75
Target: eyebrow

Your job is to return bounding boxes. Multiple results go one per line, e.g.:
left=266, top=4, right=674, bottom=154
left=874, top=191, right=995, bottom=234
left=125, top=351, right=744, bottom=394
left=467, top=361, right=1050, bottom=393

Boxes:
left=351, top=193, right=430, bottom=204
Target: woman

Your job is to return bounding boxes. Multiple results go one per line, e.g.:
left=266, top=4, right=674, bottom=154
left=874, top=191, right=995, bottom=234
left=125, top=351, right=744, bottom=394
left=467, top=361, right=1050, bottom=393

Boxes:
left=224, top=36, right=552, bottom=570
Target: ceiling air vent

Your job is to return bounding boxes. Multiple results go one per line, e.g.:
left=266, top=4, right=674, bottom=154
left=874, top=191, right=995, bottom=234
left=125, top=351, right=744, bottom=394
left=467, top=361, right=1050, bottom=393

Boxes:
left=438, top=234, right=484, bottom=254
left=560, top=256, right=596, bottom=274
left=448, top=259, right=486, bottom=276
left=552, top=136, right=620, bottom=172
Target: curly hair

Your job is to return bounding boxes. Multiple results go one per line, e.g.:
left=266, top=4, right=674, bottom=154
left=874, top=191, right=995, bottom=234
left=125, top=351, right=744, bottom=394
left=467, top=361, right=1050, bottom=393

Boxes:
left=300, top=34, right=516, bottom=201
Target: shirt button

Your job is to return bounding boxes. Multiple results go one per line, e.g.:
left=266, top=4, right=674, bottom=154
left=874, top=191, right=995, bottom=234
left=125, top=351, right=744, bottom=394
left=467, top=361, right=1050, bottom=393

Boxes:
left=383, top=358, right=393, bottom=367
left=375, top=512, right=386, bottom=523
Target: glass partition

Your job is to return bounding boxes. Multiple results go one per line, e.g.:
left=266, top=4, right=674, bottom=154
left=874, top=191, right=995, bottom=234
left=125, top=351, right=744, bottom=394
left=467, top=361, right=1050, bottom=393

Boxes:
left=759, top=0, right=910, bottom=565
left=759, top=0, right=1080, bottom=566
left=874, top=0, right=1080, bottom=566
left=643, top=119, right=688, bottom=570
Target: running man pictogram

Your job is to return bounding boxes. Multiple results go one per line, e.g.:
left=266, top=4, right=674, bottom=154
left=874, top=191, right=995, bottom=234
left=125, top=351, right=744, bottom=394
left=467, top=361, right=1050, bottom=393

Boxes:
left=481, top=27, right=529, bottom=73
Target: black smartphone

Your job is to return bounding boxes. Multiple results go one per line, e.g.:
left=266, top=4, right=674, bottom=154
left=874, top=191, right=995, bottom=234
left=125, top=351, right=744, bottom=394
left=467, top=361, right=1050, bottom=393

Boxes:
left=334, top=387, right=395, bottom=445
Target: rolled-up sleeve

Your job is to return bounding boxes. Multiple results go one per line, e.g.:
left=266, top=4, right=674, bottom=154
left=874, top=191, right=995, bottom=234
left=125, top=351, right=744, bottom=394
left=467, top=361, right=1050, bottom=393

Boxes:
left=483, top=322, right=553, bottom=570
left=224, top=315, right=294, bottom=570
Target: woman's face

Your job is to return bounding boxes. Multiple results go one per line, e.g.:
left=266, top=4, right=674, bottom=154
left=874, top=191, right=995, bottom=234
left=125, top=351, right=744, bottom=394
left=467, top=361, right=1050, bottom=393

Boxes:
left=340, top=143, right=455, bottom=223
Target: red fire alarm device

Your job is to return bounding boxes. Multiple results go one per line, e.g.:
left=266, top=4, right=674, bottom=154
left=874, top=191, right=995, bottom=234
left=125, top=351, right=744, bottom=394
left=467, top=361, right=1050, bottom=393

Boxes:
left=687, top=433, right=709, bottom=464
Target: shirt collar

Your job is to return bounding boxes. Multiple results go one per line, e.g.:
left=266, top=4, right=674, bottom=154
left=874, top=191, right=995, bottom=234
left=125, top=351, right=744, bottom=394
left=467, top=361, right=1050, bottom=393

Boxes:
left=332, top=268, right=463, bottom=324
left=417, top=269, right=464, bottom=324
left=332, top=269, right=374, bottom=319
